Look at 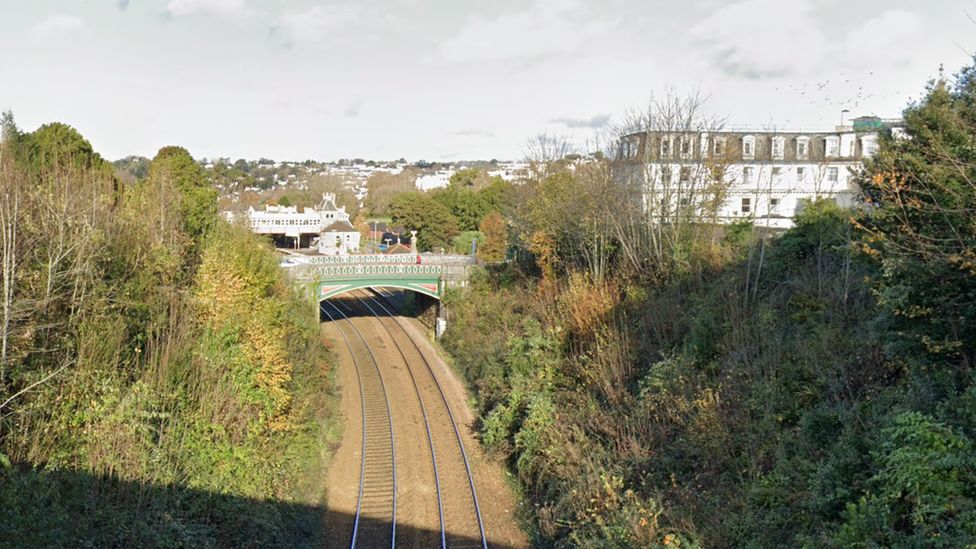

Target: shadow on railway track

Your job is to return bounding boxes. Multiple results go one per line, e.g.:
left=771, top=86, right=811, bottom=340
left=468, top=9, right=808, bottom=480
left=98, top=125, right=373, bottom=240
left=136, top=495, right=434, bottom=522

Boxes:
left=1, top=461, right=516, bottom=548
left=322, top=296, right=397, bottom=320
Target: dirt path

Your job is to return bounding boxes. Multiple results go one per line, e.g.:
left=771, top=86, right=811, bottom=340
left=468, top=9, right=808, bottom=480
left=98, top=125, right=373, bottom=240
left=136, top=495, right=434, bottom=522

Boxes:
left=321, top=297, right=528, bottom=548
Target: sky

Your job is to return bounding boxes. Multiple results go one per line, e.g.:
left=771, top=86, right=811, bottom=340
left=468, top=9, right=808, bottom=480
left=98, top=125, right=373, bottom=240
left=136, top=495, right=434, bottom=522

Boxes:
left=1, top=0, right=974, bottom=161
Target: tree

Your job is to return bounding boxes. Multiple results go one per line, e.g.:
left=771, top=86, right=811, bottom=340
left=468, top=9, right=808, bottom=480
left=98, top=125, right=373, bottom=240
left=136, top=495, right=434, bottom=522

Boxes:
left=147, top=146, right=217, bottom=242
left=856, top=67, right=976, bottom=371
left=453, top=231, right=485, bottom=255
left=365, top=171, right=416, bottom=216
left=1, top=111, right=20, bottom=150
left=610, top=89, right=730, bottom=279
left=18, top=122, right=112, bottom=177
left=478, top=211, right=507, bottom=262
left=480, top=177, right=516, bottom=217
left=389, top=193, right=459, bottom=252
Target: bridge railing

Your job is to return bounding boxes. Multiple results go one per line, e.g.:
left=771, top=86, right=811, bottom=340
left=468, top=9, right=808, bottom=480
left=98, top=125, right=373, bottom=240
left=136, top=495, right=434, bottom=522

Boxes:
left=291, top=253, right=477, bottom=266
left=303, top=264, right=445, bottom=277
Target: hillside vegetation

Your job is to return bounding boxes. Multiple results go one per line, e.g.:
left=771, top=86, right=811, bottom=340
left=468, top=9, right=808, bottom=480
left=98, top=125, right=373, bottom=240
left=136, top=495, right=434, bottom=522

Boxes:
left=441, top=67, right=976, bottom=546
left=0, top=117, right=337, bottom=547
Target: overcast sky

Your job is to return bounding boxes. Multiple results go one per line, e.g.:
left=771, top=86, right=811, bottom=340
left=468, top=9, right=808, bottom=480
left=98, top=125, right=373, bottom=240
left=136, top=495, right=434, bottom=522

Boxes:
left=2, top=0, right=973, bottom=161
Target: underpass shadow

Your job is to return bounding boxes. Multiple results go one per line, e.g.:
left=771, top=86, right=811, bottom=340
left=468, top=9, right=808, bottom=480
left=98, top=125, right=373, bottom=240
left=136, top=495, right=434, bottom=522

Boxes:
left=2, top=462, right=514, bottom=548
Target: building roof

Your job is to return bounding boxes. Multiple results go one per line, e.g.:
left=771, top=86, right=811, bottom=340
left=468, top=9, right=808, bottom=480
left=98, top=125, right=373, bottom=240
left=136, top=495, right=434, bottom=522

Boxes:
left=323, top=220, right=356, bottom=232
left=384, top=243, right=412, bottom=254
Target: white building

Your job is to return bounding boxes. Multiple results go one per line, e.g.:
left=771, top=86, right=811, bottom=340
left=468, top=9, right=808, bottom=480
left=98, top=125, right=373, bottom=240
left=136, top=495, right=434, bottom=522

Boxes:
left=616, top=116, right=900, bottom=229
left=231, top=193, right=361, bottom=253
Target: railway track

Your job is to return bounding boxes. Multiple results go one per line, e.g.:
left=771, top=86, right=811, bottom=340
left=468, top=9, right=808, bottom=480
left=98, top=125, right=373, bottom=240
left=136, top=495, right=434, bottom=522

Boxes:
left=321, top=301, right=397, bottom=549
left=353, top=289, right=487, bottom=549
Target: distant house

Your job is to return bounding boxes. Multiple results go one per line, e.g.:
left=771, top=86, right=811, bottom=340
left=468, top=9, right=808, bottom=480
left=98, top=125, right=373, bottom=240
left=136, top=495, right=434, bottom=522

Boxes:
left=228, top=193, right=361, bottom=253
left=320, top=218, right=360, bottom=255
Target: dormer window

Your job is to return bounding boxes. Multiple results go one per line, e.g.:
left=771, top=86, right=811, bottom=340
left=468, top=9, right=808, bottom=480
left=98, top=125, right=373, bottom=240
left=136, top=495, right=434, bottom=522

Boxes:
left=660, top=136, right=673, bottom=157
left=680, top=136, right=692, bottom=157
left=796, top=137, right=810, bottom=159
left=825, top=136, right=840, bottom=157
left=713, top=137, right=726, bottom=156
left=742, top=135, right=755, bottom=159
left=771, top=136, right=785, bottom=160
left=861, top=135, right=879, bottom=157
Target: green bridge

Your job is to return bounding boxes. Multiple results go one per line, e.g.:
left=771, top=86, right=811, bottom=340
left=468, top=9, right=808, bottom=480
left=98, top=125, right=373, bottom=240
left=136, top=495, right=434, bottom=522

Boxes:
left=285, top=253, right=475, bottom=301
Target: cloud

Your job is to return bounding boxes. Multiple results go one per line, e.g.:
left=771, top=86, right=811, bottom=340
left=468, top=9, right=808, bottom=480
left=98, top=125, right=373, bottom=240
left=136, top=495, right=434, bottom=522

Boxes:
left=550, top=114, right=611, bottom=129
left=439, top=0, right=619, bottom=62
left=31, top=14, right=85, bottom=38
left=344, top=98, right=364, bottom=118
left=454, top=130, right=495, bottom=138
left=692, top=0, right=825, bottom=79
left=165, top=0, right=248, bottom=18
left=271, top=5, right=361, bottom=47
left=844, top=10, right=922, bottom=68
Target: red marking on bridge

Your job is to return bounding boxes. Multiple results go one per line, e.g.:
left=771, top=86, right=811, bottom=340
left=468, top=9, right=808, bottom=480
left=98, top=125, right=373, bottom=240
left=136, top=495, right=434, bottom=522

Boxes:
left=320, top=284, right=348, bottom=297
left=416, top=283, right=438, bottom=294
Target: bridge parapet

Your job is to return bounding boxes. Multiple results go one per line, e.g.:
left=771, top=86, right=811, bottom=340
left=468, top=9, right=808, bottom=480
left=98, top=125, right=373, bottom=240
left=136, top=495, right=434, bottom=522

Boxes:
left=286, top=253, right=475, bottom=299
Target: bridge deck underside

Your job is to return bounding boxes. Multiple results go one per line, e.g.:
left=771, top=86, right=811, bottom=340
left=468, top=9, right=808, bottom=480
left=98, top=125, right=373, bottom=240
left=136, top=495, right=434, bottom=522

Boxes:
left=317, top=276, right=442, bottom=300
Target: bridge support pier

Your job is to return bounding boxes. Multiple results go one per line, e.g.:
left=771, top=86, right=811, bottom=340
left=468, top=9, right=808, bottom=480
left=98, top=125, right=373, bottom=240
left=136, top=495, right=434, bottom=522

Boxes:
left=435, top=305, right=447, bottom=338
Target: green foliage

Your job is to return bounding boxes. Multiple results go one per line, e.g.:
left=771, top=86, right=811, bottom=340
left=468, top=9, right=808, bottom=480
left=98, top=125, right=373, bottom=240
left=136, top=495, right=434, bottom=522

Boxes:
left=452, top=230, right=484, bottom=255
left=18, top=122, right=112, bottom=176
left=389, top=192, right=459, bottom=251
left=148, top=146, right=218, bottom=242
left=856, top=69, right=976, bottom=370
left=834, top=412, right=976, bottom=546
left=441, top=61, right=976, bottom=544
left=0, top=126, right=336, bottom=546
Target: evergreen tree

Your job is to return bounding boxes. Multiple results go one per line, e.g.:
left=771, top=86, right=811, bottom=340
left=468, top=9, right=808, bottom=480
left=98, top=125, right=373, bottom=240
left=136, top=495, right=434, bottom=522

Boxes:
left=857, top=67, right=976, bottom=372
left=147, top=146, right=217, bottom=242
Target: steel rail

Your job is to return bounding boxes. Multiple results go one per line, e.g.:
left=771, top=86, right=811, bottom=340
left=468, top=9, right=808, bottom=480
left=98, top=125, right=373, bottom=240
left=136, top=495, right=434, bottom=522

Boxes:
left=348, top=289, right=449, bottom=548
left=359, top=289, right=488, bottom=549
left=321, top=301, right=397, bottom=548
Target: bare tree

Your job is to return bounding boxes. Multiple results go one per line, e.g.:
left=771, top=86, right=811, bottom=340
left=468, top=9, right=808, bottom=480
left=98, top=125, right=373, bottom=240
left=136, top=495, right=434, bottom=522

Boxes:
left=609, top=89, right=730, bottom=278
left=523, top=133, right=577, bottom=180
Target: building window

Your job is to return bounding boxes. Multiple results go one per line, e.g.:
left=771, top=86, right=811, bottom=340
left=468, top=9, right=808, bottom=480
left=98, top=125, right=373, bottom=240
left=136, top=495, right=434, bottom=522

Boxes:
left=680, top=166, right=691, bottom=182
left=772, top=167, right=782, bottom=177
left=862, top=135, right=879, bottom=157
left=825, top=136, right=840, bottom=157
left=713, top=137, right=726, bottom=156
left=796, top=167, right=806, bottom=180
left=771, top=136, right=784, bottom=159
left=661, top=166, right=672, bottom=184
left=742, top=135, right=756, bottom=159
left=770, top=198, right=780, bottom=208
left=827, top=167, right=839, bottom=183
left=660, top=137, right=672, bottom=157
left=741, top=197, right=751, bottom=214
left=680, top=136, right=692, bottom=156
left=742, top=166, right=754, bottom=182
left=796, top=137, right=809, bottom=159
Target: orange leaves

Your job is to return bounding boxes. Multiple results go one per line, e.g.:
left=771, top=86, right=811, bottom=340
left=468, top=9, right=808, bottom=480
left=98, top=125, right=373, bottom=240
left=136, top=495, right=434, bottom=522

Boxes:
left=559, top=272, right=619, bottom=339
